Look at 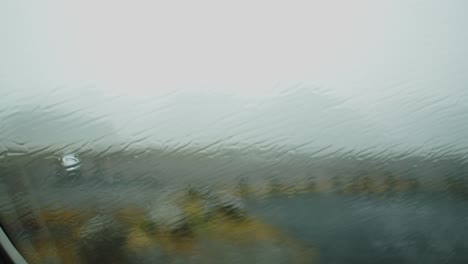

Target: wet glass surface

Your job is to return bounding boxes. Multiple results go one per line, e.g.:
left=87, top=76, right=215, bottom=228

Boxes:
left=2, top=0, right=468, bottom=263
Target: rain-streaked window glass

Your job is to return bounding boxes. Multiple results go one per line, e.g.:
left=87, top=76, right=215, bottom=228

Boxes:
left=1, top=0, right=468, bottom=263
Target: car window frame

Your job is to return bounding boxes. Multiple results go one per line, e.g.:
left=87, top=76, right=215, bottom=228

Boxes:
left=0, top=225, right=27, bottom=264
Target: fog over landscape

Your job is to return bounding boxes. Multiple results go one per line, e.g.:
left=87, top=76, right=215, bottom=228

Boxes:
left=1, top=0, right=468, bottom=156
left=2, top=2, right=468, bottom=263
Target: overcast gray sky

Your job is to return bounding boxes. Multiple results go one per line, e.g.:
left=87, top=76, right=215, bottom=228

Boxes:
left=1, top=0, right=468, bottom=154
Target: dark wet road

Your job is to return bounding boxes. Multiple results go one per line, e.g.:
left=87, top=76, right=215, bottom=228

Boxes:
left=246, top=193, right=468, bottom=263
